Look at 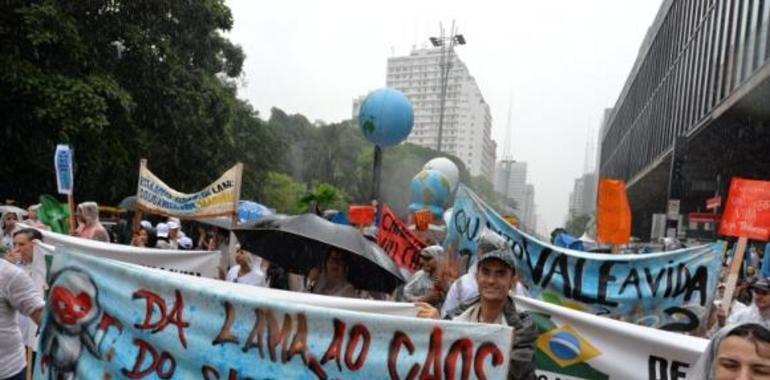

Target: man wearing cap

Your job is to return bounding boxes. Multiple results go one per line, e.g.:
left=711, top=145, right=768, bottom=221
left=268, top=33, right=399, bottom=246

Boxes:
left=416, top=231, right=538, bottom=380
left=718, top=278, right=770, bottom=327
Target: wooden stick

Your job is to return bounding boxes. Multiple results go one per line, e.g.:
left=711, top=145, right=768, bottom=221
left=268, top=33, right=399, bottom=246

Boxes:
left=721, top=236, right=748, bottom=316
left=67, top=192, right=76, bottom=234
left=26, top=347, right=32, bottom=379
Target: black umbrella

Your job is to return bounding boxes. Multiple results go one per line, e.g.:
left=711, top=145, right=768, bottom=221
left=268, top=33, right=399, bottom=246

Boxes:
left=234, top=213, right=404, bottom=293
left=118, top=195, right=137, bottom=211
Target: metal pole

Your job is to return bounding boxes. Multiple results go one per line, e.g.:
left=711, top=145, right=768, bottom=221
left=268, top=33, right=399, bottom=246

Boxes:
left=372, top=145, right=383, bottom=202
left=436, top=27, right=448, bottom=152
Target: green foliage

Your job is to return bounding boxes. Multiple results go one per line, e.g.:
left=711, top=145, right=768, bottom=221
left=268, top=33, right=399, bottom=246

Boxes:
left=298, top=183, right=348, bottom=213
left=0, top=0, right=270, bottom=205
left=1, top=1, right=488, bottom=219
left=260, top=172, right=305, bottom=214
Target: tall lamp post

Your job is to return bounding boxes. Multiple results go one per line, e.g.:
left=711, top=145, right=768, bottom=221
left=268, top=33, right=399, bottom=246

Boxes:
left=429, top=21, right=465, bottom=153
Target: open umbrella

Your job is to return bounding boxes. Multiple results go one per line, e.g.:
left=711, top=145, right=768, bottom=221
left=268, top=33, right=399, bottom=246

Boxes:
left=235, top=213, right=404, bottom=293
left=118, top=195, right=137, bottom=211
left=238, top=201, right=272, bottom=223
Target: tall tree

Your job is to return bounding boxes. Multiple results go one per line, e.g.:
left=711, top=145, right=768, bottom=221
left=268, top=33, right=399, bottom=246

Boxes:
left=0, top=0, right=257, bottom=205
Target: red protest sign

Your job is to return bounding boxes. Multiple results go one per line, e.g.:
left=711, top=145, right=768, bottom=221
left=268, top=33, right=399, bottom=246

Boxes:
left=719, top=178, right=770, bottom=240
left=378, top=206, right=427, bottom=272
left=348, top=205, right=376, bottom=226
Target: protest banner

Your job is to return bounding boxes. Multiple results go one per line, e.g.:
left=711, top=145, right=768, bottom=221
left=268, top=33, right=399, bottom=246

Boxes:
left=378, top=205, right=427, bottom=272
left=136, top=160, right=243, bottom=219
left=444, top=185, right=724, bottom=333
left=515, top=296, right=708, bottom=380
left=35, top=249, right=512, bottom=379
left=596, top=178, right=631, bottom=248
left=718, top=177, right=770, bottom=315
left=27, top=225, right=220, bottom=278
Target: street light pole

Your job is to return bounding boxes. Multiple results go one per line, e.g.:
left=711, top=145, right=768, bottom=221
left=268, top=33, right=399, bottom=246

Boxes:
left=430, top=21, right=465, bottom=153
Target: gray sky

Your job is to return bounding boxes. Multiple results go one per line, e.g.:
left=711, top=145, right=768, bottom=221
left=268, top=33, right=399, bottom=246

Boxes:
left=226, top=0, right=663, bottom=235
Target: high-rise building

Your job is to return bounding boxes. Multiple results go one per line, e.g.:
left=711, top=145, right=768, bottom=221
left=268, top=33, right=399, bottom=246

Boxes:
left=599, top=0, right=770, bottom=237
left=494, top=160, right=527, bottom=214
left=568, top=172, right=597, bottom=219
left=385, top=48, right=496, bottom=180
left=494, top=160, right=537, bottom=230
left=524, top=184, right=537, bottom=232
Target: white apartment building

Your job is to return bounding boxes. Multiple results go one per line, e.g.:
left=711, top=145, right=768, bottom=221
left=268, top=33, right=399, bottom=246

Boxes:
left=385, top=48, right=496, bottom=180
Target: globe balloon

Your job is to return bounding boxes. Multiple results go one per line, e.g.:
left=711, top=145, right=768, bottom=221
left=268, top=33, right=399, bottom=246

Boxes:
left=358, top=88, right=414, bottom=147
left=408, top=169, right=451, bottom=217
left=423, top=157, right=459, bottom=190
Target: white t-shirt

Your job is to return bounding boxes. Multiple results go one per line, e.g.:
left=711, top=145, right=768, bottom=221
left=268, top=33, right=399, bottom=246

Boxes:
left=727, top=302, right=770, bottom=325
left=453, top=303, right=509, bottom=326
left=226, top=265, right=268, bottom=287
left=18, top=244, right=48, bottom=351
left=0, top=259, right=45, bottom=378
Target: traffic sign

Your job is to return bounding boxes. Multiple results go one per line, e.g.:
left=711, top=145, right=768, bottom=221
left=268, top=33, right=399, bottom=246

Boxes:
left=667, top=199, right=680, bottom=221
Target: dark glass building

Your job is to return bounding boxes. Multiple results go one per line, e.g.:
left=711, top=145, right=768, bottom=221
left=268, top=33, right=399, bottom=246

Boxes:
left=600, top=0, right=770, bottom=238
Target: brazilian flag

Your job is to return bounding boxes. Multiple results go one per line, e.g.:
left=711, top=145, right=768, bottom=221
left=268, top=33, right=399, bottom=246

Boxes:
left=38, top=194, right=70, bottom=234
left=530, top=312, right=609, bottom=380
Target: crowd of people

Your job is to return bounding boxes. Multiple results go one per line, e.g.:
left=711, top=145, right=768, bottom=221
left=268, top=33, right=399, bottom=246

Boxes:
left=2, top=200, right=770, bottom=380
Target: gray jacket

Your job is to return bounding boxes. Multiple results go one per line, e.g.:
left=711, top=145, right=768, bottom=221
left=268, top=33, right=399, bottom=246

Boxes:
left=446, top=296, right=538, bottom=380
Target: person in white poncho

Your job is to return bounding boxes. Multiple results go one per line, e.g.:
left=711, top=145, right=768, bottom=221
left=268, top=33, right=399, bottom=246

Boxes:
left=688, top=322, right=770, bottom=379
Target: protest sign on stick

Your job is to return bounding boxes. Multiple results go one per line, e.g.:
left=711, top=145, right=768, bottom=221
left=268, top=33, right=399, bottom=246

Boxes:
left=597, top=178, right=631, bottom=253
left=719, top=178, right=770, bottom=315
left=54, top=144, right=76, bottom=233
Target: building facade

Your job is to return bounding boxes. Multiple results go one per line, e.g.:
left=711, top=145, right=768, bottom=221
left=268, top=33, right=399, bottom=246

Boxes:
left=599, top=0, right=770, bottom=237
left=494, top=160, right=537, bottom=230
left=386, top=48, right=497, bottom=180
left=568, top=172, right=598, bottom=219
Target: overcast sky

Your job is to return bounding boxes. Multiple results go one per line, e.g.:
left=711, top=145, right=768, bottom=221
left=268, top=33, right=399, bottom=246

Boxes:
left=225, top=0, right=663, bottom=235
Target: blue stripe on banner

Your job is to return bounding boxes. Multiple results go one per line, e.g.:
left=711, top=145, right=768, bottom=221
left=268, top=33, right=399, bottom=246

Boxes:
left=444, top=184, right=725, bottom=333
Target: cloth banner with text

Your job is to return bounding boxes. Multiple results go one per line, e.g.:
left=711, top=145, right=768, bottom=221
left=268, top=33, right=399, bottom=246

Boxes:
left=136, top=163, right=240, bottom=218
left=35, top=250, right=512, bottom=379
left=444, top=185, right=724, bottom=333
left=516, top=296, right=708, bottom=380
left=26, top=224, right=220, bottom=278
left=378, top=205, right=427, bottom=272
